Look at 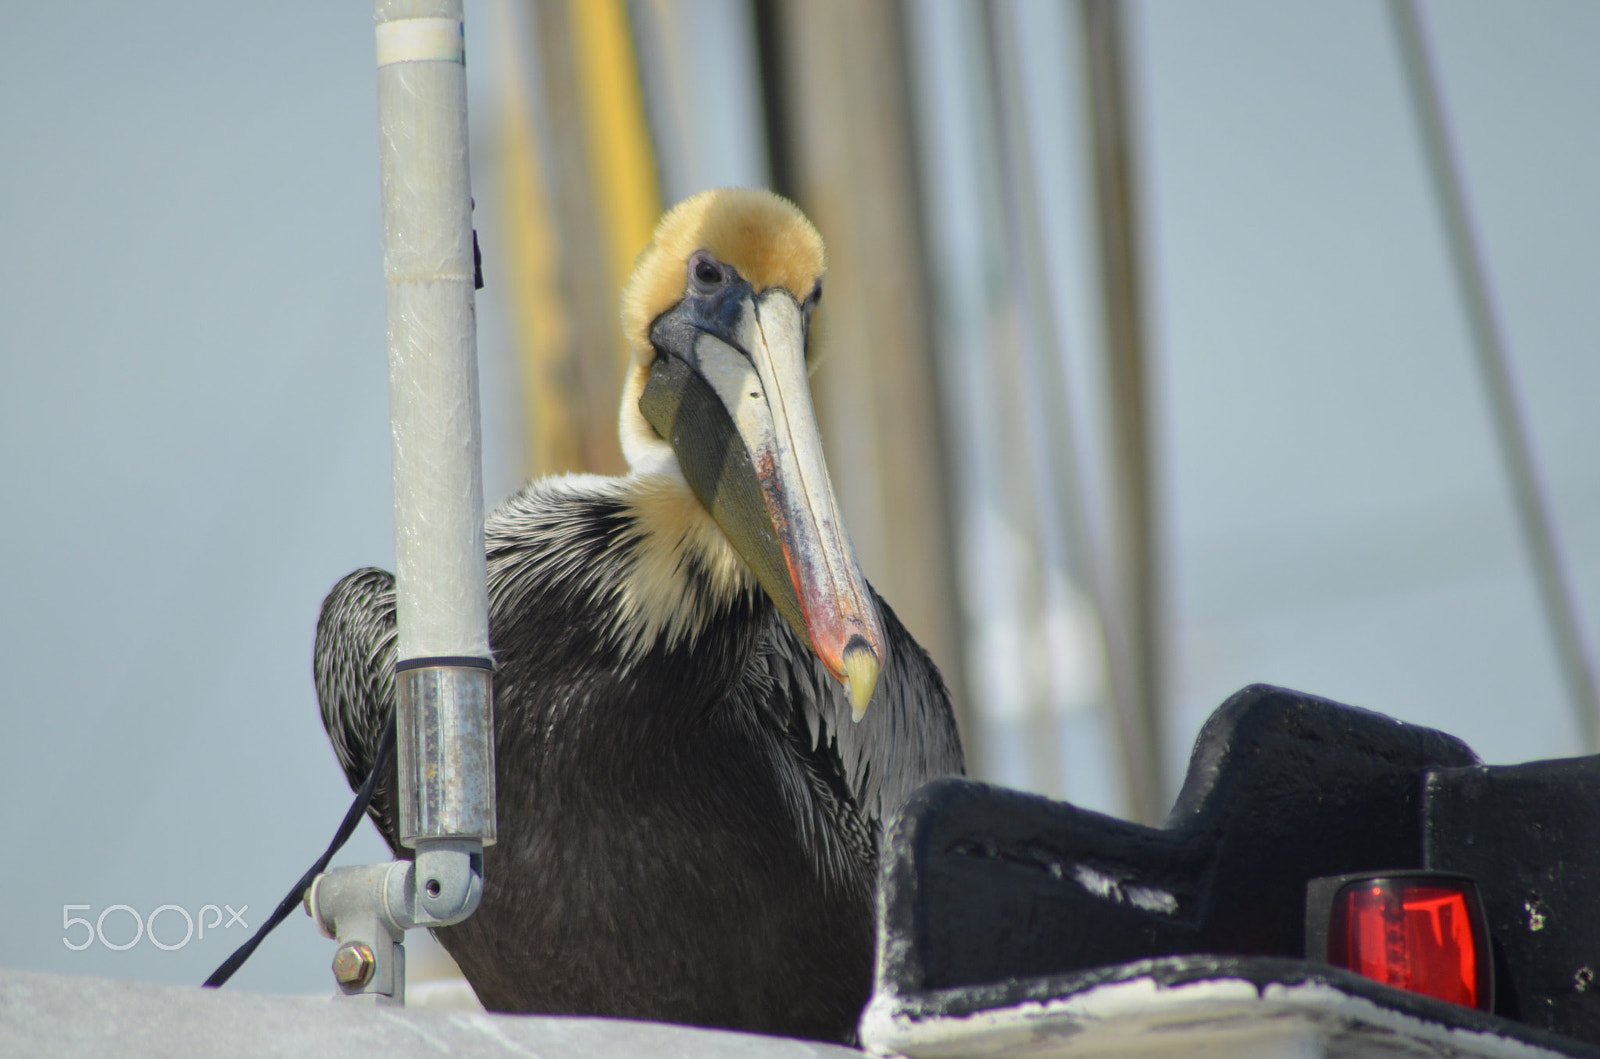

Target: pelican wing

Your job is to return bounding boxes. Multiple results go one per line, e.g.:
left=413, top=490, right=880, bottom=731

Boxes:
left=312, top=566, right=401, bottom=851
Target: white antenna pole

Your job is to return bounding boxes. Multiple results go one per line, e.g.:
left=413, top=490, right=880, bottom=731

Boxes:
left=374, top=0, right=498, bottom=851
left=306, top=0, right=496, bottom=1004
left=378, top=6, right=488, bottom=664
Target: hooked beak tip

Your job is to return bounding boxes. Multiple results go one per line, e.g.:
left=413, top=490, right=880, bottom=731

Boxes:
left=842, top=639, right=881, bottom=722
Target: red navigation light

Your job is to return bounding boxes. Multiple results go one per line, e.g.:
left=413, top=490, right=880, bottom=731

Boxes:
left=1307, top=873, right=1491, bottom=1011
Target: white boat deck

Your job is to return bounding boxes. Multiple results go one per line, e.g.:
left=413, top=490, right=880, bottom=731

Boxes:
left=0, top=967, right=864, bottom=1059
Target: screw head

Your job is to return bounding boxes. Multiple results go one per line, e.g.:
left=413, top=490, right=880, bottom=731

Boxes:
left=332, top=941, right=376, bottom=987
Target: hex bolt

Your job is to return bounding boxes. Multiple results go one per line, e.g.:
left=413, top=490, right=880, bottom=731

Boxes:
left=332, top=941, right=376, bottom=988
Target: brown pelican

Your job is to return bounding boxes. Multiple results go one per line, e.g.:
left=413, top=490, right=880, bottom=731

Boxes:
left=314, top=188, right=964, bottom=1042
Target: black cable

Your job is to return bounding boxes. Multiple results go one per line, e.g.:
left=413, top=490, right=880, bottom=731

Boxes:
left=203, top=712, right=396, bottom=988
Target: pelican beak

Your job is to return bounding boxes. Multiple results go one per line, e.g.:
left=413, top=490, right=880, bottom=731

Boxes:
left=639, top=285, right=885, bottom=719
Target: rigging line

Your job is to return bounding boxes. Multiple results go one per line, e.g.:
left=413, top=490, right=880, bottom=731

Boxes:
left=203, top=711, right=397, bottom=988
left=1388, top=0, right=1600, bottom=752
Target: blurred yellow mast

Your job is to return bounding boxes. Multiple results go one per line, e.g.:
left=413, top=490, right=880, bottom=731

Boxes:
left=493, top=0, right=660, bottom=479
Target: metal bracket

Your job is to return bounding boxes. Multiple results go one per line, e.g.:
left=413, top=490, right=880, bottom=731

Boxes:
left=307, top=863, right=409, bottom=1003
left=307, top=840, right=484, bottom=1003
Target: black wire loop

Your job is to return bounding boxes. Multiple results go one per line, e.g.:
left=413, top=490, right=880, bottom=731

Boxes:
left=203, top=712, right=396, bottom=988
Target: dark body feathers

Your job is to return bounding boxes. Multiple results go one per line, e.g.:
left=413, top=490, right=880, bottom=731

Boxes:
left=314, top=477, right=964, bottom=1042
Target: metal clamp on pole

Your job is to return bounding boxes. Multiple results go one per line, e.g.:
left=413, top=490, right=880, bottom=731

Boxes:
left=308, top=0, right=496, bottom=1005
left=397, top=656, right=496, bottom=925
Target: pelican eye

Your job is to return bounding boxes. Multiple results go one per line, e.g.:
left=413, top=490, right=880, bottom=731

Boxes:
left=689, top=252, right=725, bottom=294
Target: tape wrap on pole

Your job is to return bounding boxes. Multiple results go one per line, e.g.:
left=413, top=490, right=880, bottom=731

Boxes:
left=376, top=17, right=464, bottom=67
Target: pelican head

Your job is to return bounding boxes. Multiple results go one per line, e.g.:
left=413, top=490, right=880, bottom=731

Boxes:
left=618, top=188, right=884, bottom=718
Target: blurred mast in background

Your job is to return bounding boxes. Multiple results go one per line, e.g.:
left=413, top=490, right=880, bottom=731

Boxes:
left=754, top=0, right=975, bottom=755
left=980, top=0, right=1084, bottom=803
left=982, top=0, right=1165, bottom=820
left=1079, top=0, right=1167, bottom=819
left=489, top=0, right=573, bottom=477
left=630, top=0, right=771, bottom=201
left=493, top=0, right=660, bottom=478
